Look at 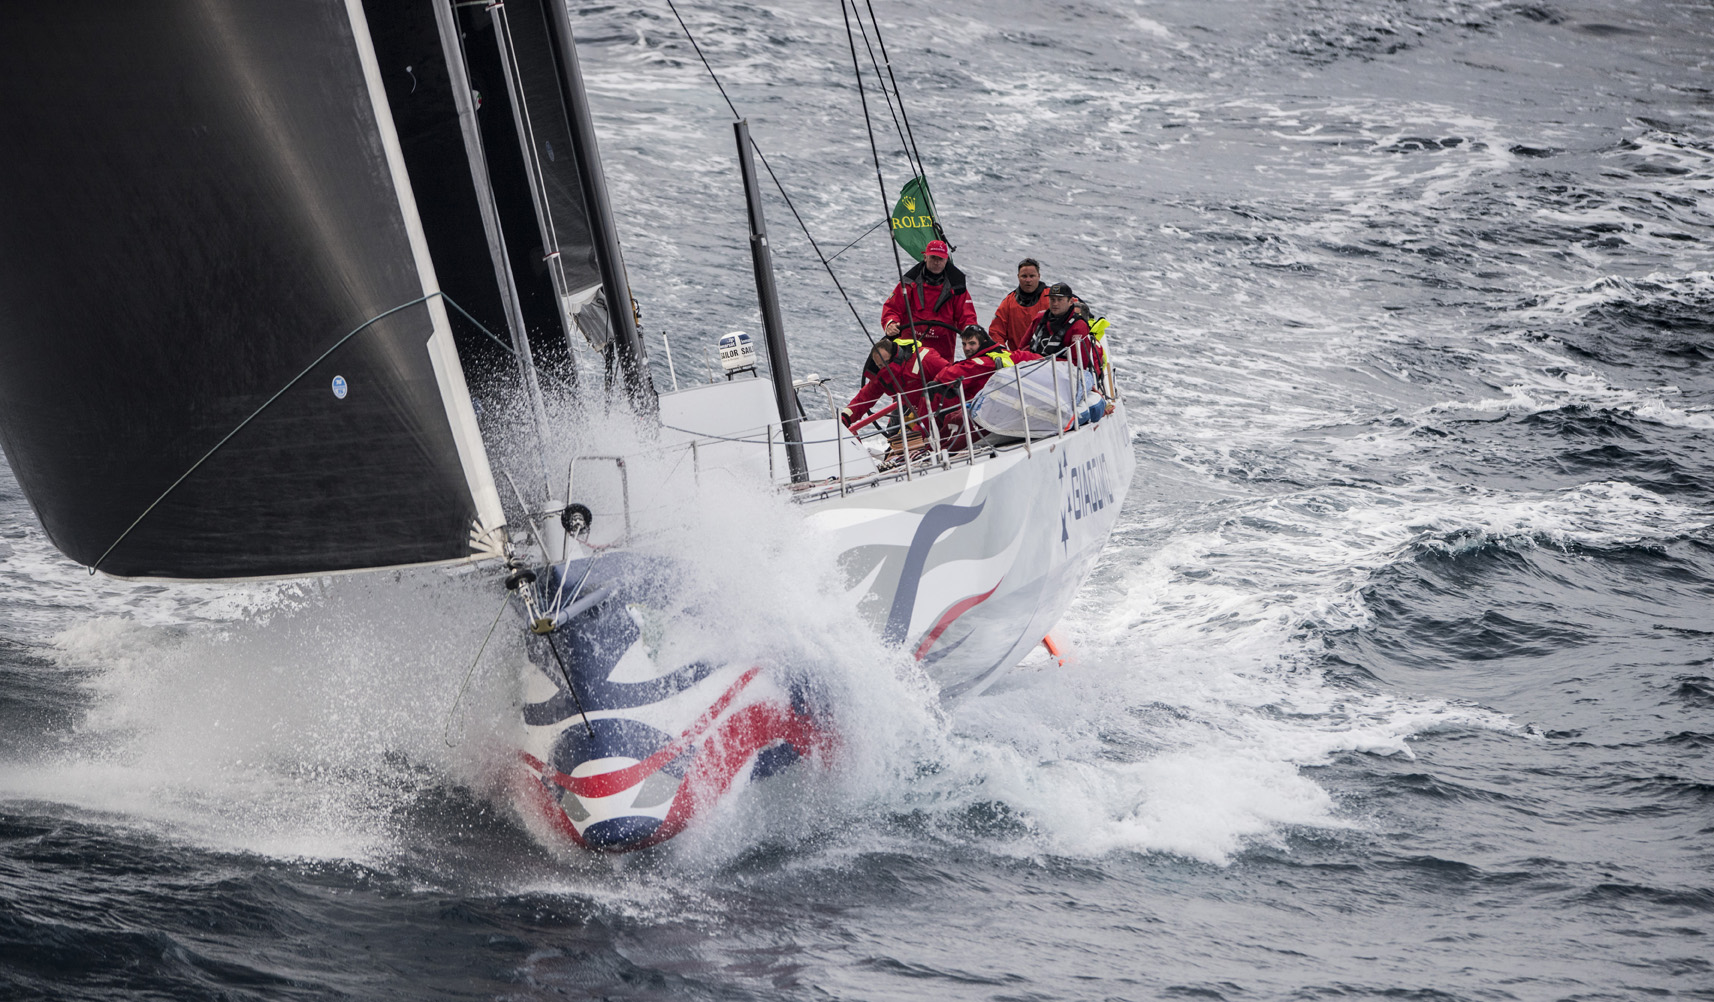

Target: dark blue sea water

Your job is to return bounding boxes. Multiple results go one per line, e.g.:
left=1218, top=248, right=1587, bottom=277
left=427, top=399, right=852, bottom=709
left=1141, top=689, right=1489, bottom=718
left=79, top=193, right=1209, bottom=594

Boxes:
left=4, top=1, right=1712, bottom=998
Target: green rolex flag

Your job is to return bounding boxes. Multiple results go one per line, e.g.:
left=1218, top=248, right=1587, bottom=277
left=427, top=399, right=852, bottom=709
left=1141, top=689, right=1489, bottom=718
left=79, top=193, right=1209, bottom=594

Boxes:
left=890, top=176, right=942, bottom=261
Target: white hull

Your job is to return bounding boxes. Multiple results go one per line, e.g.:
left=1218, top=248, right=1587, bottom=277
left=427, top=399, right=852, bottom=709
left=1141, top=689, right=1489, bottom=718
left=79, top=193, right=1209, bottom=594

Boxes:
left=512, top=383, right=1135, bottom=851
left=806, top=399, right=1135, bottom=699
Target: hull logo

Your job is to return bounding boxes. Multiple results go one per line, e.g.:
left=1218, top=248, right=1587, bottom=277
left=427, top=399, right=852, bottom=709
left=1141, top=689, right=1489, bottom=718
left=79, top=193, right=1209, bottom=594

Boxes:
left=1060, top=453, right=1114, bottom=545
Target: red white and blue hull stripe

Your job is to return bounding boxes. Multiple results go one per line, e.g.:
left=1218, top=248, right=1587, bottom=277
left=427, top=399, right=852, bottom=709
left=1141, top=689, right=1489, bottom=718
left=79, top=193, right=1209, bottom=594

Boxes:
left=513, top=558, right=830, bottom=852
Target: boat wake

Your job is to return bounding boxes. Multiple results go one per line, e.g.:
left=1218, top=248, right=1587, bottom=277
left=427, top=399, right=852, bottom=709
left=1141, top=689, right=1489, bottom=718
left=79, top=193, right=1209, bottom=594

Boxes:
left=0, top=456, right=1524, bottom=874
left=0, top=446, right=941, bottom=868
left=7, top=401, right=1628, bottom=874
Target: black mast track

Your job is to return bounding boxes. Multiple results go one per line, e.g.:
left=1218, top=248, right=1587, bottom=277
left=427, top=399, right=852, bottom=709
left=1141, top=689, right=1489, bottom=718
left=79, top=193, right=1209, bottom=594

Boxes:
left=362, top=0, right=534, bottom=411
left=488, top=0, right=604, bottom=383
left=542, top=0, right=657, bottom=415
left=456, top=8, right=581, bottom=385
left=428, top=0, right=555, bottom=463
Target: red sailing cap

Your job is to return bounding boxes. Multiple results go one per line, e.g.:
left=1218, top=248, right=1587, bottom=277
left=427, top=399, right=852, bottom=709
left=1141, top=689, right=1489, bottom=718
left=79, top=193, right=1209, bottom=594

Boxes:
left=923, top=239, right=949, bottom=259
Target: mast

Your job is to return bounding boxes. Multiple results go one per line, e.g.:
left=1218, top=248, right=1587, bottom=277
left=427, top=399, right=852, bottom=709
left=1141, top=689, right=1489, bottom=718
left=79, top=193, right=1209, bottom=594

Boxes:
left=430, top=0, right=553, bottom=471
left=542, top=0, right=656, bottom=415
left=733, top=119, right=808, bottom=483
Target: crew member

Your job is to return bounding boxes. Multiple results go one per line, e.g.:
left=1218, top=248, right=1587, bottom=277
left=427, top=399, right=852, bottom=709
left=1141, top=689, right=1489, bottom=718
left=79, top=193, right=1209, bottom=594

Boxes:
left=881, top=239, right=977, bottom=361
left=940, top=325, right=1040, bottom=400
left=840, top=335, right=949, bottom=440
left=988, top=258, right=1049, bottom=351
left=936, top=326, right=1042, bottom=449
left=1026, top=282, right=1105, bottom=373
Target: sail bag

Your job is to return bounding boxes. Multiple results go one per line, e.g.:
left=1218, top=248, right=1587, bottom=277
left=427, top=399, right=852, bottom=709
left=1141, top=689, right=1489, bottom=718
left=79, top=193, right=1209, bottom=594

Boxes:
left=969, top=361, right=1102, bottom=438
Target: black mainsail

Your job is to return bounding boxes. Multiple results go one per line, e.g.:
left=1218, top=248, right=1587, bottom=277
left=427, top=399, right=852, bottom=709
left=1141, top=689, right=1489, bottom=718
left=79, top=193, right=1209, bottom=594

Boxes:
left=0, top=0, right=506, bottom=578
left=0, top=0, right=660, bottom=578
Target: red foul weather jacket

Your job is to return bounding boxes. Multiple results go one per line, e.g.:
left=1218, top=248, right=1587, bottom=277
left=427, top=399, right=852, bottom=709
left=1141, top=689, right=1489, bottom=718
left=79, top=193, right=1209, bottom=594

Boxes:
left=937, top=341, right=1042, bottom=400
left=987, top=285, right=1050, bottom=352
left=1025, top=307, right=1105, bottom=373
left=880, top=260, right=978, bottom=360
left=842, top=341, right=951, bottom=431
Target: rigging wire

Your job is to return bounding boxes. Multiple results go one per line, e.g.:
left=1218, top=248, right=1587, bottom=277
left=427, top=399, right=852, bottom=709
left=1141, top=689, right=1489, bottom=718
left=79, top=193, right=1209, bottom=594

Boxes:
left=850, top=5, right=917, bottom=184
left=841, top=0, right=942, bottom=457
left=664, top=0, right=876, bottom=346
left=443, top=590, right=515, bottom=748
left=846, top=0, right=951, bottom=456
left=825, top=215, right=890, bottom=263
left=851, top=3, right=944, bottom=246
left=90, top=293, right=436, bottom=574
left=542, top=630, right=597, bottom=739
left=841, top=0, right=907, bottom=293
left=862, top=0, right=940, bottom=233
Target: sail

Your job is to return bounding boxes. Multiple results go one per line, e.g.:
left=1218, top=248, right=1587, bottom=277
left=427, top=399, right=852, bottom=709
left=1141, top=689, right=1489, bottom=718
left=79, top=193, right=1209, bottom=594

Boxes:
left=489, top=0, right=611, bottom=349
left=0, top=0, right=505, bottom=579
left=365, top=0, right=545, bottom=407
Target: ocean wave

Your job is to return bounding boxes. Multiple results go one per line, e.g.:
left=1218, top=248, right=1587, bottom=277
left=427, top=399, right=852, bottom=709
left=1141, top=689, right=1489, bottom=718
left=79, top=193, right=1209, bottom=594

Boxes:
left=1419, top=374, right=1714, bottom=432
left=1517, top=271, right=1714, bottom=325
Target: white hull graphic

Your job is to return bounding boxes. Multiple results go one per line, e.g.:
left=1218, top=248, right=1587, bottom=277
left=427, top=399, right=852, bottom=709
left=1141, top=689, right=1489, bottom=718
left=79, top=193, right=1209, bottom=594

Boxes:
left=807, top=399, right=1135, bottom=698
